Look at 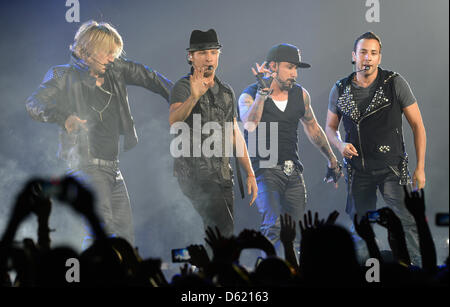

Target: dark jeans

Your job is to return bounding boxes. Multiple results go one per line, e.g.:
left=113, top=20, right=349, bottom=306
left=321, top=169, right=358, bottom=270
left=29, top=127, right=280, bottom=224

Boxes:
left=67, top=164, right=134, bottom=249
left=346, top=167, right=421, bottom=265
left=255, top=167, right=307, bottom=256
left=178, top=178, right=235, bottom=240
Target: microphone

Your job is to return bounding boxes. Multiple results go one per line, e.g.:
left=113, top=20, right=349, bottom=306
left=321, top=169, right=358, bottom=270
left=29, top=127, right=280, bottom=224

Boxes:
left=355, top=65, right=370, bottom=73
left=207, top=65, right=214, bottom=71
left=104, top=62, right=114, bottom=70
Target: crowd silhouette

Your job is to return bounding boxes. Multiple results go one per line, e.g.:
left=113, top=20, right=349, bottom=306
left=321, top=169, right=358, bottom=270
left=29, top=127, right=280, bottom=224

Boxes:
left=0, top=176, right=448, bottom=287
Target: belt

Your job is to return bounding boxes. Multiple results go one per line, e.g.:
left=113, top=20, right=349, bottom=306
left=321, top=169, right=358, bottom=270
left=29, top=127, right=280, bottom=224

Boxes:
left=273, top=160, right=296, bottom=176
left=81, top=158, right=119, bottom=168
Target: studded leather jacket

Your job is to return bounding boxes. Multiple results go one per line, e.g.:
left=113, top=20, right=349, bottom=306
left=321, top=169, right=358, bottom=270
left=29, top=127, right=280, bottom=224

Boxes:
left=336, top=67, right=410, bottom=184
left=26, top=53, right=173, bottom=166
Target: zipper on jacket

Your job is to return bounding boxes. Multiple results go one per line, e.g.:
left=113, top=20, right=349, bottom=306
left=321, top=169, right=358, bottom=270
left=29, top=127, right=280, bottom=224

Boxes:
left=356, top=103, right=391, bottom=171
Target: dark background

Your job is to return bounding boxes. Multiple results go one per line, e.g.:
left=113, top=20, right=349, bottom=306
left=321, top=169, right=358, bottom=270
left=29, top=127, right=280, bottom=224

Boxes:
left=0, top=0, right=448, bottom=271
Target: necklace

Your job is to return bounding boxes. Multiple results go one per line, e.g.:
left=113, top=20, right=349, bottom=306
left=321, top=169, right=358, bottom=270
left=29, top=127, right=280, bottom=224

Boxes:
left=90, top=77, right=113, bottom=121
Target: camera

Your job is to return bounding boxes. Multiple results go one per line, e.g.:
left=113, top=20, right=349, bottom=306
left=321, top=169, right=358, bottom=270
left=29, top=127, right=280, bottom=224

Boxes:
left=366, top=210, right=381, bottom=223
left=171, top=248, right=190, bottom=263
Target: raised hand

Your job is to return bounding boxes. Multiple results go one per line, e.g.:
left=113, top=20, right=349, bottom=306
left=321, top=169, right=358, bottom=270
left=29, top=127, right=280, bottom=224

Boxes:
left=251, top=61, right=273, bottom=79
left=403, top=187, right=436, bottom=271
left=179, top=263, right=194, bottom=277
left=58, top=176, right=96, bottom=216
left=376, top=207, right=411, bottom=264
left=1, top=179, right=53, bottom=258
left=280, top=214, right=296, bottom=245
left=204, top=226, right=238, bottom=262
left=251, top=61, right=275, bottom=96
left=403, top=186, right=426, bottom=220
left=187, top=244, right=210, bottom=269
left=10, top=179, right=52, bottom=223
left=299, top=210, right=323, bottom=236
left=324, top=210, right=340, bottom=225
left=237, top=229, right=276, bottom=257
left=353, top=214, right=375, bottom=241
left=189, top=66, right=214, bottom=101
left=377, top=207, right=404, bottom=233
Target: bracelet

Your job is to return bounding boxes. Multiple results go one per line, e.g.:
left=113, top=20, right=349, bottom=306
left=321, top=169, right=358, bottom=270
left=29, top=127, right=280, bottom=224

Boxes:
left=247, top=173, right=255, bottom=177
left=257, top=88, right=273, bottom=97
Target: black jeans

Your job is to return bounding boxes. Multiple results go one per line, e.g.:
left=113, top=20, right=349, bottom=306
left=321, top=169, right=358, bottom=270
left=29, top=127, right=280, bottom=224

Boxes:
left=346, top=167, right=421, bottom=265
left=255, top=167, right=307, bottom=256
left=67, top=164, right=134, bottom=249
left=178, top=178, right=235, bottom=240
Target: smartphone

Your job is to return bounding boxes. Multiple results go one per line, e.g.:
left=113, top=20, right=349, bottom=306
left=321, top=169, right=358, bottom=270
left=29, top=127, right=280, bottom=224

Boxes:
left=40, top=180, right=62, bottom=198
left=30, top=179, right=62, bottom=199
left=171, top=248, right=190, bottom=263
left=435, top=213, right=449, bottom=226
left=366, top=210, right=380, bottom=223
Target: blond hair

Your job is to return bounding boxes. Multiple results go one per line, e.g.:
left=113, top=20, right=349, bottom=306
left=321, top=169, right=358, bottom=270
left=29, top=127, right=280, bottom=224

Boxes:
left=70, top=20, right=123, bottom=60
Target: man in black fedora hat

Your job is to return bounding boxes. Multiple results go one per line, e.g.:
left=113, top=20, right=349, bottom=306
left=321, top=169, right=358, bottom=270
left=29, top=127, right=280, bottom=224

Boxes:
left=238, top=43, right=342, bottom=256
left=169, top=29, right=257, bottom=244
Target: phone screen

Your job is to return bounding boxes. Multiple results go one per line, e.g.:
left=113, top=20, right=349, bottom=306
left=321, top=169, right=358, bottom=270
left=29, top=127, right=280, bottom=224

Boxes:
left=435, top=213, right=449, bottom=226
left=367, top=210, right=380, bottom=223
left=255, top=256, right=263, bottom=268
left=171, top=248, right=190, bottom=263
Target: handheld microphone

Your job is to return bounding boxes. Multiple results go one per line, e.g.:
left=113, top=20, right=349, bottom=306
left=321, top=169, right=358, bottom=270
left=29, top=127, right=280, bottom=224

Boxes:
left=355, top=66, right=370, bottom=73
left=207, top=65, right=214, bottom=71
left=104, top=62, right=114, bottom=70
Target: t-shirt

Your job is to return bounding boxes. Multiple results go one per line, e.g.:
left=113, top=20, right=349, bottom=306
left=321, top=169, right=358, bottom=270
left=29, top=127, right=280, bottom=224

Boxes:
left=169, top=74, right=238, bottom=182
left=86, top=76, right=121, bottom=161
left=328, top=73, right=416, bottom=116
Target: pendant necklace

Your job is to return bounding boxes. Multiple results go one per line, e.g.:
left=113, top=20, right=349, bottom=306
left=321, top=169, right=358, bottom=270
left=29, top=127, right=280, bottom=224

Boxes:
left=90, top=77, right=113, bottom=121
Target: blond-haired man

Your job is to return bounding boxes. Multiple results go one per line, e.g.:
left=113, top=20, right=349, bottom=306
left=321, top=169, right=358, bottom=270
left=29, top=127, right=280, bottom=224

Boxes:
left=26, top=21, right=173, bottom=248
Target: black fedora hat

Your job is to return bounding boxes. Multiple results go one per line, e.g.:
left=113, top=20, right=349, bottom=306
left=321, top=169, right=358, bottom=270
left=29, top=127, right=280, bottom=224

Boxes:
left=266, top=43, right=310, bottom=68
left=187, top=29, right=222, bottom=52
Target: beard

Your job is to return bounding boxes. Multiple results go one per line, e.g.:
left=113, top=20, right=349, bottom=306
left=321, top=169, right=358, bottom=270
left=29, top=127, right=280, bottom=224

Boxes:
left=276, top=77, right=296, bottom=91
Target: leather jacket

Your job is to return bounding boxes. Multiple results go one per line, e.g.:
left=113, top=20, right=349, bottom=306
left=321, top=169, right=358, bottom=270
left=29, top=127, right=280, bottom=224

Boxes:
left=26, top=53, right=173, bottom=165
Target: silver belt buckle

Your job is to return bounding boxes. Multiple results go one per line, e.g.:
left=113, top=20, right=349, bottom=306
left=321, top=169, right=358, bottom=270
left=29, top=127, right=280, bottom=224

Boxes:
left=283, top=160, right=295, bottom=176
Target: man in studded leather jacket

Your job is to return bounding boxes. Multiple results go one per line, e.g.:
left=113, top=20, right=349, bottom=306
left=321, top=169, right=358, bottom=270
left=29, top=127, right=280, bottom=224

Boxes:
left=326, top=32, right=427, bottom=266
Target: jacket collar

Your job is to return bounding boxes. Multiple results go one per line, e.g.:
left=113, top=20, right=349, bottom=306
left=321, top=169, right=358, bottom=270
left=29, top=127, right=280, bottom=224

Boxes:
left=70, top=53, right=97, bottom=88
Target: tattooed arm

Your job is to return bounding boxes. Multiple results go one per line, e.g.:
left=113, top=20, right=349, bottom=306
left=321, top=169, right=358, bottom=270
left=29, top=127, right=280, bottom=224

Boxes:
left=300, top=89, right=338, bottom=168
left=238, top=92, right=268, bottom=132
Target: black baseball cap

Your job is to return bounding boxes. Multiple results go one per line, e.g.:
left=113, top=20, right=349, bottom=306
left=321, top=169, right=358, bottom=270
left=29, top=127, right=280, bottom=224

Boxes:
left=266, top=43, right=310, bottom=68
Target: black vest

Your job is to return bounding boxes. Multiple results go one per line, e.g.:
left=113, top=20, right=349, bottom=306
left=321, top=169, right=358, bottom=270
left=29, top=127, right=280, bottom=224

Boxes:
left=173, top=75, right=236, bottom=183
left=243, top=82, right=305, bottom=172
left=336, top=68, right=406, bottom=171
